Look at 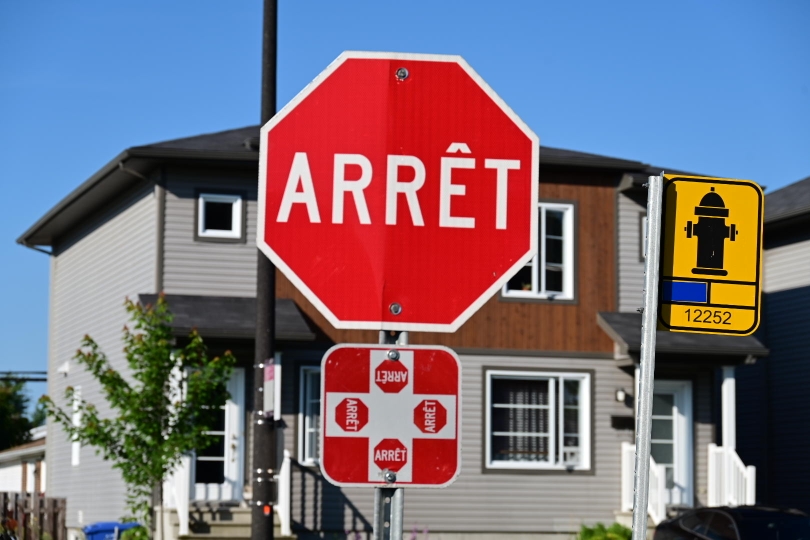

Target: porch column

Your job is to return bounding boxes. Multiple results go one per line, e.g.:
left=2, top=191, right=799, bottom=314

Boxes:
left=634, top=363, right=640, bottom=421
left=721, top=366, right=736, bottom=450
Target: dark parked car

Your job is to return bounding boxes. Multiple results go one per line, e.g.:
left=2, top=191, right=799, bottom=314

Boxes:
left=654, top=506, right=810, bottom=540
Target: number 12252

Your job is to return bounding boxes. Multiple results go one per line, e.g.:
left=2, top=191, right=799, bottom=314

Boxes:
left=685, top=308, right=731, bottom=325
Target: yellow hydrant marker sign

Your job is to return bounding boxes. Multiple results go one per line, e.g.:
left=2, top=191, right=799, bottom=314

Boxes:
left=658, top=175, right=763, bottom=336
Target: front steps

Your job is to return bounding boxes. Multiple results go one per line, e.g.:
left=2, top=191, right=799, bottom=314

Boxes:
left=157, top=503, right=295, bottom=540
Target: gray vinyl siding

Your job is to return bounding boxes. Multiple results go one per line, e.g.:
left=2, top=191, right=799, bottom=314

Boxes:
left=617, top=192, right=645, bottom=313
left=763, top=238, right=810, bottom=293
left=47, top=183, right=157, bottom=528
left=286, top=354, right=635, bottom=535
left=162, top=169, right=258, bottom=297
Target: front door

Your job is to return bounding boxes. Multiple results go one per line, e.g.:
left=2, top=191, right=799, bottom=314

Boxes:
left=193, top=368, right=245, bottom=501
left=652, top=380, right=693, bottom=506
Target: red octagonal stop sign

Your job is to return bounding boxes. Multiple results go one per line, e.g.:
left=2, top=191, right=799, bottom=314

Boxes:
left=335, top=398, right=368, bottom=432
left=258, top=52, right=538, bottom=332
left=373, top=439, right=409, bottom=473
left=414, top=399, right=447, bottom=434
left=375, top=360, right=408, bottom=393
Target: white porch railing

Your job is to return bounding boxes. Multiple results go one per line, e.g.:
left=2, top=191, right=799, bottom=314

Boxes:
left=621, top=442, right=667, bottom=525
left=164, top=455, right=191, bottom=537
left=708, top=444, right=756, bottom=507
left=275, top=449, right=292, bottom=537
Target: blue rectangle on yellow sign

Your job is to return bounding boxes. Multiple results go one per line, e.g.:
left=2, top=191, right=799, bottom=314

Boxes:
left=657, top=175, right=763, bottom=336
left=662, top=281, right=707, bottom=303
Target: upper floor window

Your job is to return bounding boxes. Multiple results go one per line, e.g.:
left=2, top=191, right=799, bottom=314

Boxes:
left=197, top=193, right=243, bottom=240
left=485, top=369, right=591, bottom=471
left=299, top=366, right=321, bottom=465
left=503, top=202, right=575, bottom=300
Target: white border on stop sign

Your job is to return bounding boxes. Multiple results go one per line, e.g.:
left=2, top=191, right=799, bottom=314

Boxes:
left=318, top=343, right=463, bottom=489
left=257, top=51, right=539, bottom=333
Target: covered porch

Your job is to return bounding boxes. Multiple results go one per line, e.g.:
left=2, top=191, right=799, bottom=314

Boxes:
left=139, top=294, right=317, bottom=540
left=598, top=312, right=768, bottom=525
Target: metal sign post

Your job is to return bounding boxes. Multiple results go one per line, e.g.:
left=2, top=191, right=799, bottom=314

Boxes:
left=631, top=173, right=664, bottom=540
left=374, top=330, right=408, bottom=540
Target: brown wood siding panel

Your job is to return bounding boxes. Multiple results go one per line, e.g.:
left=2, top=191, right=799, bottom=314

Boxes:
left=277, top=169, right=619, bottom=353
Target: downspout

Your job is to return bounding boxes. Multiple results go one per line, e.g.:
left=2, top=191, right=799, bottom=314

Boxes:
left=155, top=168, right=166, bottom=293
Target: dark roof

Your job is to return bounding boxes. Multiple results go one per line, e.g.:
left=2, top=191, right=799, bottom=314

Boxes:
left=131, top=125, right=259, bottom=157
left=765, top=175, right=810, bottom=224
left=597, top=312, right=768, bottom=357
left=18, top=126, right=653, bottom=248
left=138, top=294, right=315, bottom=341
left=17, top=126, right=260, bottom=248
left=538, top=145, right=646, bottom=169
left=619, top=166, right=712, bottom=192
left=142, top=125, right=649, bottom=169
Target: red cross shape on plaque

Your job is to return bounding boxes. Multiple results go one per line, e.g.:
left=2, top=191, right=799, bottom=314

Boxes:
left=320, top=345, right=461, bottom=488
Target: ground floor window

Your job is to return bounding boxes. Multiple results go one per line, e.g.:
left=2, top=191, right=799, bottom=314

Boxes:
left=299, top=366, right=321, bottom=465
left=485, top=369, right=591, bottom=470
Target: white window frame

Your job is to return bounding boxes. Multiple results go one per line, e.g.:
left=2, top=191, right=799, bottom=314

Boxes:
left=197, top=193, right=243, bottom=239
left=298, top=366, right=321, bottom=466
left=485, top=370, right=591, bottom=471
left=502, top=202, right=575, bottom=300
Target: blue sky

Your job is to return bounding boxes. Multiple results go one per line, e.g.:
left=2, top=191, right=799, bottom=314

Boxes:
left=1, top=1, right=808, bottom=411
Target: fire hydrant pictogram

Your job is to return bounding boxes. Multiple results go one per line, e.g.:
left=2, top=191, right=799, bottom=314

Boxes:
left=684, top=187, right=737, bottom=276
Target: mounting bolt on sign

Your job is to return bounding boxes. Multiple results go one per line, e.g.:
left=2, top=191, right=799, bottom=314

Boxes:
left=257, top=51, right=539, bottom=332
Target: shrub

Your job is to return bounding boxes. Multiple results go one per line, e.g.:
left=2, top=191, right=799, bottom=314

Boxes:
left=577, top=522, right=632, bottom=540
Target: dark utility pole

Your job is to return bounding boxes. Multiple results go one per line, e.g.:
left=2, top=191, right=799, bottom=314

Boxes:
left=253, top=1, right=277, bottom=540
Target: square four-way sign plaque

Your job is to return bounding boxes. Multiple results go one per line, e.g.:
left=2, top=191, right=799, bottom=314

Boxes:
left=320, top=344, right=461, bottom=488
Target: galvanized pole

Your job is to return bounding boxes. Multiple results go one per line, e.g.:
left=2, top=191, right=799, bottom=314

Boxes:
left=373, top=331, right=408, bottom=540
left=253, top=1, right=277, bottom=540
left=631, top=173, right=664, bottom=540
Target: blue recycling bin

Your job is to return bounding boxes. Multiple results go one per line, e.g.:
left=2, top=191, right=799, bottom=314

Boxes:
left=83, top=522, right=141, bottom=540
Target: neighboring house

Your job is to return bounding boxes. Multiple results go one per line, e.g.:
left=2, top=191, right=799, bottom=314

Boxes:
left=18, top=126, right=768, bottom=539
left=0, top=426, right=47, bottom=494
left=737, top=175, right=810, bottom=512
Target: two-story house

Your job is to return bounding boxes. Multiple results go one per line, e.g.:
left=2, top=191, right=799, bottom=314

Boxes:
left=18, top=126, right=767, bottom=539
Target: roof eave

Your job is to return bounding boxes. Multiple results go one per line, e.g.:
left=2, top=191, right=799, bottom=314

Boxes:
left=539, top=155, right=648, bottom=171
left=127, top=146, right=258, bottom=163
left=17, top=149, right=134, bottom=248
left=765, top=207, right=810, bottom=226
left=17, top=147, right=260, bottom=249
left=0, top=440, right=46, bottom=463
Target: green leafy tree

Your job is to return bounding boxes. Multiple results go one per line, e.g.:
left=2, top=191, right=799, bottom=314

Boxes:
left=0, top=380, right=33, bottom=451
left=42, top=295, right=235, bottom=536
left=31, top=400, right=48, bottom=427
